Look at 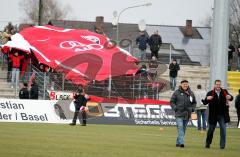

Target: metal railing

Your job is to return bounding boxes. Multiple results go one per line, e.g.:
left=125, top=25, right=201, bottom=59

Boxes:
left=0, top=69, right=169, bottom=100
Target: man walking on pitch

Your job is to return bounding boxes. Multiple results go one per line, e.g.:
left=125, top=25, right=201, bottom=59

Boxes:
left=170, top=80, right=196, bottom=148
left=202, top=80, right=233, bottom=149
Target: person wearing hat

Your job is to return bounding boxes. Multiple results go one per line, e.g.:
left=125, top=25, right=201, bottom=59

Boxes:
left=170, top=80, right=196, bottom=148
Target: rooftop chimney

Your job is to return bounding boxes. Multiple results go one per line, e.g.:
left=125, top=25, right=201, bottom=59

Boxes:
left=95, top=16, right=104, bottom=34
left=185, top=20, right=193, bottom=36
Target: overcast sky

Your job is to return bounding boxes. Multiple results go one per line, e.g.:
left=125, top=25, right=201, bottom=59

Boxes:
left=0, top=0, right=214, bottom=29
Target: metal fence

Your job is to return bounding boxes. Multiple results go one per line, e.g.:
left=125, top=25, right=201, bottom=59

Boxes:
left=0, top=52, right=212, bottom=100
left=1, top=67, right=213, bottom=101
left=3, top=70, right=169, bottom=100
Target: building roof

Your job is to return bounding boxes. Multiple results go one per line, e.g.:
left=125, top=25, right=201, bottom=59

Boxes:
left=49, top=20, right=139, bottom=43
left=146, top=25, right=211, bottom=65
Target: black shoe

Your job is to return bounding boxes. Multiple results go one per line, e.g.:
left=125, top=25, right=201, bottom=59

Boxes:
left=69, top=123, right=76, bottom=126
left=205, top=144, right=210, bottom=148
left=180, top=144, right=184, bottom=148
left=176, top=144, right=180, bottom=147
left=81, top=124, right=86, bottom=126
left=220, top=147, right=225, bottom=149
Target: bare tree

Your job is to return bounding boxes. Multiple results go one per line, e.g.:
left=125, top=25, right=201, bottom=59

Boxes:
left=230, top=0, right=240, bottom=45
left=19, top=0, right=70, bottom=25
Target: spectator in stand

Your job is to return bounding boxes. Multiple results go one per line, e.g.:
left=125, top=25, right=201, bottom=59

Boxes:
left=30, top=79, right=39, bottom=99
left=194, top=84, right=207, bottom=132
left=237, top=45, right=240, bottom=71
left=7, top=53, right=12, bottom=82
left=228, top=43, right=235, bottom=71
left=202, top=80, right=233, bottom=149
left=148, top=30, right=162, bottom=60
left=136, top=31, right=149, bottom=61
left=39, top=63, right=51, bottom=73
left=136, top=64, right=153, bottom=98
left=170, top=80, right=196, bottom=148
left=136, top=65, right=148, bottom=76
left=235, top=89, right=240, bottom=127
left=9, top=50, right=24, bottom=88
left=169, top=59, right=180, bottom=91
left=39, top=64, right=45, bottom=72
left=19, top=82, right=29, bottom=99
left=1, top=28, right=12, bottom=44
left=5, top=22, right=14, bottom=33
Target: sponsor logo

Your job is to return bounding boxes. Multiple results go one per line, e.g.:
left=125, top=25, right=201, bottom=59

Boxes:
left=81, top=35, right=101, bottom=44
left=49, top=91, right=73, bottom=100
left=60, top=41, right=103, bottom=52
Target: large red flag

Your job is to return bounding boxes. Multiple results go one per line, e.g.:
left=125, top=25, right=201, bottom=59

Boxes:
left=2, top=25, right=139, bottom=85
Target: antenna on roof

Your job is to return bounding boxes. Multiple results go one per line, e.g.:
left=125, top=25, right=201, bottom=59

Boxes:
left=138, top=19, right=146, bottom=31
left=112, top=11, right=118, bottom=26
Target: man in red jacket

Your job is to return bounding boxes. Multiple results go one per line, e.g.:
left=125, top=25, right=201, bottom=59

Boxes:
left=9, top=51, right=24, bottom=88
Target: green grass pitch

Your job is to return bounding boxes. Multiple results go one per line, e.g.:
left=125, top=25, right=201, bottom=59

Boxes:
left=0, top=123, right=239, bottom=157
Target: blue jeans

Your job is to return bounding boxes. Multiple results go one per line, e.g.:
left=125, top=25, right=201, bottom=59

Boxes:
left=206, top=115, right=226, bottom=149
left=139, top=49, right=146, bottom=60
left=170, top=77, right=177, bottom=90
left=176, top=117, right=189, bottom=145
left=196, top=109, right=207, bottom=130
left=237, top=56, right=240, bottom=71
left=11, top=68, right=20, bottom=87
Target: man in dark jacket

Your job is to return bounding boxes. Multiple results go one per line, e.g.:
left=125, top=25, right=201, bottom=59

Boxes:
left=19, top=82, right=29, bottom=99
left=170, top=80, right=196, bottom=148
left=30, top=79, right=38, bottom=99
left=235, top=89, right=240, bottom=127
left=202, top=80, right=233, bottom=149
left=237, top=45, right=240, bottom=71
left=69, top=87, right=88, bottom=126
left=136, top=31, right=149, bottom=60
left=148, top=30, right=162, bottom=60
left=228, top=44, right=235, bottom=71
left=169, top=59, right=180, bottom=91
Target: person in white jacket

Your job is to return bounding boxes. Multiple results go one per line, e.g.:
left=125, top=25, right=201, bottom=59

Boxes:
left=194, top=84, right=207, bottom=131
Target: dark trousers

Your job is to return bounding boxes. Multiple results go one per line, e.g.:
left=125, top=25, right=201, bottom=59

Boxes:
left=206, top=115, right=226, bottom=149
left=7, top=60, right=12, bottom=82
left=72, top=107, right=86, bottom=125
left=151, top=50, right=159, bottom=59
left=237, top=108, right=240, bottom=127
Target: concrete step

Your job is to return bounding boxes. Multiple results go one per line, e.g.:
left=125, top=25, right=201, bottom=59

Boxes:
left=161, top=74, right=210, bottom=79
left=159, top=91, right=173, bottom=100
left=0, top=92, right=17, bottom=99
left=0, top=71, right=8, bottom=78
left=0, top=87, right=15, bottom=92
left=0, top=82, right=12, bottom=88
left=159, top=79, right=210, bottom=91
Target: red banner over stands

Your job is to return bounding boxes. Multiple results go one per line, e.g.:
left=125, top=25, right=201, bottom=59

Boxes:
left=2, top=25, right=139, bottom=85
